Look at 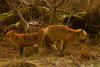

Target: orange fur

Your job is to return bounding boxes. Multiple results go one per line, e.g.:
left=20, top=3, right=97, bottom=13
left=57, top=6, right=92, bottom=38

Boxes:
left=4, top=30, right=45, bottom=55
left=42, top=25, right=87, bottom=54
left=4, top=25, right=87, bottom=56
left=5, top=30, right=44, bottom=47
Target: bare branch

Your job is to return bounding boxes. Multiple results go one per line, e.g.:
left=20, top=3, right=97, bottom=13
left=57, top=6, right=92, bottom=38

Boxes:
left=55, top=0, right=65, bottom=10
left=42, top=0, right=53, bottom=12
left=5, top=0, right=29, bottom=32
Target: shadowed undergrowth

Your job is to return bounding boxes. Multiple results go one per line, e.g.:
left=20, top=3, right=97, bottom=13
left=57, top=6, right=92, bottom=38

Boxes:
left=0, top=40, right=100, bottom=67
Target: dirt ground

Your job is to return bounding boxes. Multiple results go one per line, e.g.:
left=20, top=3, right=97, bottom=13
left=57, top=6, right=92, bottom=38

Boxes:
left=0, top=40, right=100, bottom=67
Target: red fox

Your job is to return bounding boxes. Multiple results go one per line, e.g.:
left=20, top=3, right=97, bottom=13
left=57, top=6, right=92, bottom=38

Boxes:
left=42, top=25, right=87, bottom=55
left=4, top=30, right=45, bottom=56
left=4, top=25, right=87, bottom=56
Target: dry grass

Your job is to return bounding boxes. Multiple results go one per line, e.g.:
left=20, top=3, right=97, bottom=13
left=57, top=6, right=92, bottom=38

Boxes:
left=0, top=38, right=100, bottom=67
left=0, top=0, right=100, bottom=67
left=0, top=26, right=100, bottom=67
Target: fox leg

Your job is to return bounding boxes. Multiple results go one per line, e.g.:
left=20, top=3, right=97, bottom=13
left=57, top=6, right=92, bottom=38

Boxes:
left=52, top=40, right=58, bottom=50
left=20, top=46, right=24, bottom=56
left=58, top=40, right=66, bottom=56
left=53, top=40, right=65, bottom=52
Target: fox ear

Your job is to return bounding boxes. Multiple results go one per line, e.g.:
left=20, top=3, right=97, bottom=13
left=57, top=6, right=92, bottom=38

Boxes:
left=82, top=30, right=87, bottom=36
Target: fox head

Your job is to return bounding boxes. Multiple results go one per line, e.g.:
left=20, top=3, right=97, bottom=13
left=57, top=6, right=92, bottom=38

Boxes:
left=76, top=29, right=87, bottom=40
left=4, top=31, right=14, bottom=41
left=72, top=29, right=88, bottom=44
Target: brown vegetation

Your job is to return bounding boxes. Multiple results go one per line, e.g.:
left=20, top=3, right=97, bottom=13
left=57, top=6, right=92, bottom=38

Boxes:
left=0, top=0, right=100, bottom=67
